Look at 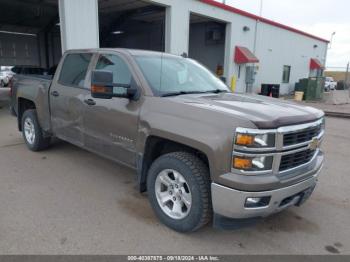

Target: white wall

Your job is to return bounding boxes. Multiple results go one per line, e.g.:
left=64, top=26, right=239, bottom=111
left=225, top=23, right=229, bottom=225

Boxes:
left=59, top=0, right=99, bottom=51
left=254, top=22, right=327, bottom=94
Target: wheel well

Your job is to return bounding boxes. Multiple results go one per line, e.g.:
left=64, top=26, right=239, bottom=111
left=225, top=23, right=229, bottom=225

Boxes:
left=17, top=98, right=36, bottom=131
left=138, top=136, right=210, bottom=192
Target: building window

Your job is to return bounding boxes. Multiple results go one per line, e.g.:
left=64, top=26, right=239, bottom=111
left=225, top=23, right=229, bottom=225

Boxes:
left=282, top=65, right=291, bottom=83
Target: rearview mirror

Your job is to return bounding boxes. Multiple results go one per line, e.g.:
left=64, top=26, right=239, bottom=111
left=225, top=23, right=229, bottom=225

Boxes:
left=91, top=70, right=137, bottom=99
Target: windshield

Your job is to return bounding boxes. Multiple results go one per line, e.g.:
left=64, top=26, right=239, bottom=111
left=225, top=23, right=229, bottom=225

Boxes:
left=134, top=55, right=229, bottom=96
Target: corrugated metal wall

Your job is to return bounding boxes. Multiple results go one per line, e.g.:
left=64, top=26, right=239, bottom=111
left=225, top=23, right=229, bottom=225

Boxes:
left=0, top=33, right=40, bottom=66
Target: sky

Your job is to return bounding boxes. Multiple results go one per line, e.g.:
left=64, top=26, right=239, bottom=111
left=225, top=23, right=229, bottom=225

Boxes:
left=217, top=0, right=350, bottom=70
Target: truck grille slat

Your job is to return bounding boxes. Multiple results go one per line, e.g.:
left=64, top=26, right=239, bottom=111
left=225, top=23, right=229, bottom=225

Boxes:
left=283, top=126, right=321, bottom=147
left=279, top=149, right=316, bottom=171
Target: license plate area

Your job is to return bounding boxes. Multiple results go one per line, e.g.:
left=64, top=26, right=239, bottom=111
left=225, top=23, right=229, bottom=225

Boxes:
left=279, top=185, right=316, bottom=208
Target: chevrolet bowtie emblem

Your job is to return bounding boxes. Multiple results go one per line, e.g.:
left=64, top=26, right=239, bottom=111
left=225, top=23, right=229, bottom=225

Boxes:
left=309, top=137, right=319, bottom=150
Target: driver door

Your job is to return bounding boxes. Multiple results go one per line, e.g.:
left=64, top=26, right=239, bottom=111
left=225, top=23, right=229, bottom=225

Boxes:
left=83, top=53, right=142, bottom=167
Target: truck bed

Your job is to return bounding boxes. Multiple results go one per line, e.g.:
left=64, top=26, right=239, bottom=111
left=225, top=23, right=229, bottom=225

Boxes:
left=12, top=74, right=53, bottom=132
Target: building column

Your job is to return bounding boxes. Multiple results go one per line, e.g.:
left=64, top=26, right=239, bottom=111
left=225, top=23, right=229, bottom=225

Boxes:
left=165, top=4, right=190, bottom=55
left=58, top=0, right=99, bottom=52
left=224, top=23, right=234, bottom=87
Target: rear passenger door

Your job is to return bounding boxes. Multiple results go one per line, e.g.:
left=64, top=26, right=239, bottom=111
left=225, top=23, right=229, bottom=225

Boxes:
left=50, top=52, right=93, bottom=147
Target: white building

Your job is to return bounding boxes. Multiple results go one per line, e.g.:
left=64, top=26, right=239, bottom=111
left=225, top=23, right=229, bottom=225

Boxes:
left=0, top=0, right=328, bottom=94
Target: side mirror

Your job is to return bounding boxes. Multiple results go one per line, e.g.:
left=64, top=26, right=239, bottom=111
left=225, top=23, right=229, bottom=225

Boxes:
left=91, top=70, right=138, bottom=99
left=91, top=70, right=114, bottom=99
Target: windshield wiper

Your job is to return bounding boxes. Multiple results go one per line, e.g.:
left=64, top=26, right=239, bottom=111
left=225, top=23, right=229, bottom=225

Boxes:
left=204, top=89, right=229, bottom=94
left=161, top=89, right=229, bottom=97
left=161, top=91, right=206, bottom=97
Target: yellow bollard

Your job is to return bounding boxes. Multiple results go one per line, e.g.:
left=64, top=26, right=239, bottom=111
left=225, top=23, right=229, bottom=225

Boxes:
left=231, top=75, right=237, bottom=93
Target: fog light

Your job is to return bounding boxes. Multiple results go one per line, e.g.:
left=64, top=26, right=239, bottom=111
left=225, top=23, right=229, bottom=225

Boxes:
left=245, top=196, right=271, bottom=208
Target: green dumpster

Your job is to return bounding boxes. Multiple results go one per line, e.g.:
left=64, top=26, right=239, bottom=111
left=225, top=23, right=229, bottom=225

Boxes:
left=295, top=77, right=324, bottom=101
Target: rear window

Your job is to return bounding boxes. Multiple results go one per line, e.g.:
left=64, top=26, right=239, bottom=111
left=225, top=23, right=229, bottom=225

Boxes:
left=58, top=53, right=92, bottom=88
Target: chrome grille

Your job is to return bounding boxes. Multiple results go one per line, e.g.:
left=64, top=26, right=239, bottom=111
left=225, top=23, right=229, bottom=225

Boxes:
left=279, top=149, right=316, bottom=171
left=283, top=125, right=322, bottom=147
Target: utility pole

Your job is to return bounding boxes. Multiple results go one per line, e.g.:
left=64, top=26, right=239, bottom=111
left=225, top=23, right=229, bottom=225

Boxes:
left=329, top=32, right=336, bottom=49
left=259, top=0, right=264, bottom=16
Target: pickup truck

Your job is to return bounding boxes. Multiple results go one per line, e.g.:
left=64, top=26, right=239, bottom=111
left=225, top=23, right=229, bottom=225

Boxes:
left=10, top=49, right=325, bottom=232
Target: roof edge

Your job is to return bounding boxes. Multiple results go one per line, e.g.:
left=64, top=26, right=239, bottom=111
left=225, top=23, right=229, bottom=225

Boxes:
left=199, top=0, right=330, bottom=43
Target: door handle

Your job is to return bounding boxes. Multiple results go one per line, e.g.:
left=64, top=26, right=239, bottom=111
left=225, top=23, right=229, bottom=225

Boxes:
left=84, top=98, right=96, bottom=106
left=51, top=91, right=59, bottom=97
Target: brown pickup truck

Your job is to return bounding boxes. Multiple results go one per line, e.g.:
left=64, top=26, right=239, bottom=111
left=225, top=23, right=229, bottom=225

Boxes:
left=10, top=49, right=325, bottom=232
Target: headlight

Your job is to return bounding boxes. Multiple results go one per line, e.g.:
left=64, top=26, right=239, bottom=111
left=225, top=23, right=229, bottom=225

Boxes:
left=235, top=131, right=275, bottom=149
left=232, top=155, right=273, bottom=172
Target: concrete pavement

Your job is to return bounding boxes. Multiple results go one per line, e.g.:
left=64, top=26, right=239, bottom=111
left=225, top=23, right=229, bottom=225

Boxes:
left=0, top=106, right=349, bottom=255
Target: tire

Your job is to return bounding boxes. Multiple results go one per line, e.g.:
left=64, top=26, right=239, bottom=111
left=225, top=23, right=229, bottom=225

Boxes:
left=147, top=152, right=212, bottom=232
left=21, top=109, right=51, bottom=151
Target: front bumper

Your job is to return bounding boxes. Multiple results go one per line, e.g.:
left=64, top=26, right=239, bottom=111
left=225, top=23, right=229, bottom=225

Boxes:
left=211, top=166, right=322, bottom=219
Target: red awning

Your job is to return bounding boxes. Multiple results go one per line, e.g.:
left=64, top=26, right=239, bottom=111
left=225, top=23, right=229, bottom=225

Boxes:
left=234, top=46, right=259, bottom=64
left=310, top=58, right=324, bottom=70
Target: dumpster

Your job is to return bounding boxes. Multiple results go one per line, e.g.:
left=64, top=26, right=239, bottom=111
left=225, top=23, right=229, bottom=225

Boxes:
left=260, top=84, right=280, bottom=98
left=295, top=77, right=324, bottom=101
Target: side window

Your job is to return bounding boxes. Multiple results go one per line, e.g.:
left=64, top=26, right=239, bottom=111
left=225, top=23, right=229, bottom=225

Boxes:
left=59, top=53, right=92, bottom=88
left=95, top=54, right=132, bottom=85
left=282, top=65, right=291, bottom=83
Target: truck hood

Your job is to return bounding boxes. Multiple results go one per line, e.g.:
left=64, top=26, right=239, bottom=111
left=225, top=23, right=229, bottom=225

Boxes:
left=172, top=93, right=324, bottom=129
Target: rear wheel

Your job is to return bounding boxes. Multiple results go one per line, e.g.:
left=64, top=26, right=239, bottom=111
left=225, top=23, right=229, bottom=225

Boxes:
left=147, top=152, right=212, bottom=232
left=22, top=109, right=50, bottom=151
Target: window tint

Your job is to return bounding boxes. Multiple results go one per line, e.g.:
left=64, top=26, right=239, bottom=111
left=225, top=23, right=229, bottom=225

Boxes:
left=59, top=53, right=92, bottom=87
left=95, top=54, right=132, bottom=85
left=282, top=65, right=291, bottom=83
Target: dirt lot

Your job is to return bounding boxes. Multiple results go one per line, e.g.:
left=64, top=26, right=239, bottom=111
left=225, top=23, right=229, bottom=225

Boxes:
left=0, top=104, right=349, bottom=255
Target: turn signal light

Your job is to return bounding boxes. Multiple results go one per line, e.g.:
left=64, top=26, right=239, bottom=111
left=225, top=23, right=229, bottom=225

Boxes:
left=233, top=157, right=252, bottom=169
left=91, top=85, right=108, bottom=93
left=236, top=134, right=254, bottom=146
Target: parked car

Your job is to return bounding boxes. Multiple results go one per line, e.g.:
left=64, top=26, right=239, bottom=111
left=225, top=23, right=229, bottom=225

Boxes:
left=335, top=80, right=349, bottom=90
left=10, top=49, right=325, bottom=232
left=325, top=77, right=337, bottom=91
left=0, top=71, right=10, bottom=87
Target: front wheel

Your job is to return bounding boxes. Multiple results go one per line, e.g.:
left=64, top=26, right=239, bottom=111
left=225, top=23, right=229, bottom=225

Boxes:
left=22, top=109, right=50, bottom=151
left=147, top=152, right=212, bottom=232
